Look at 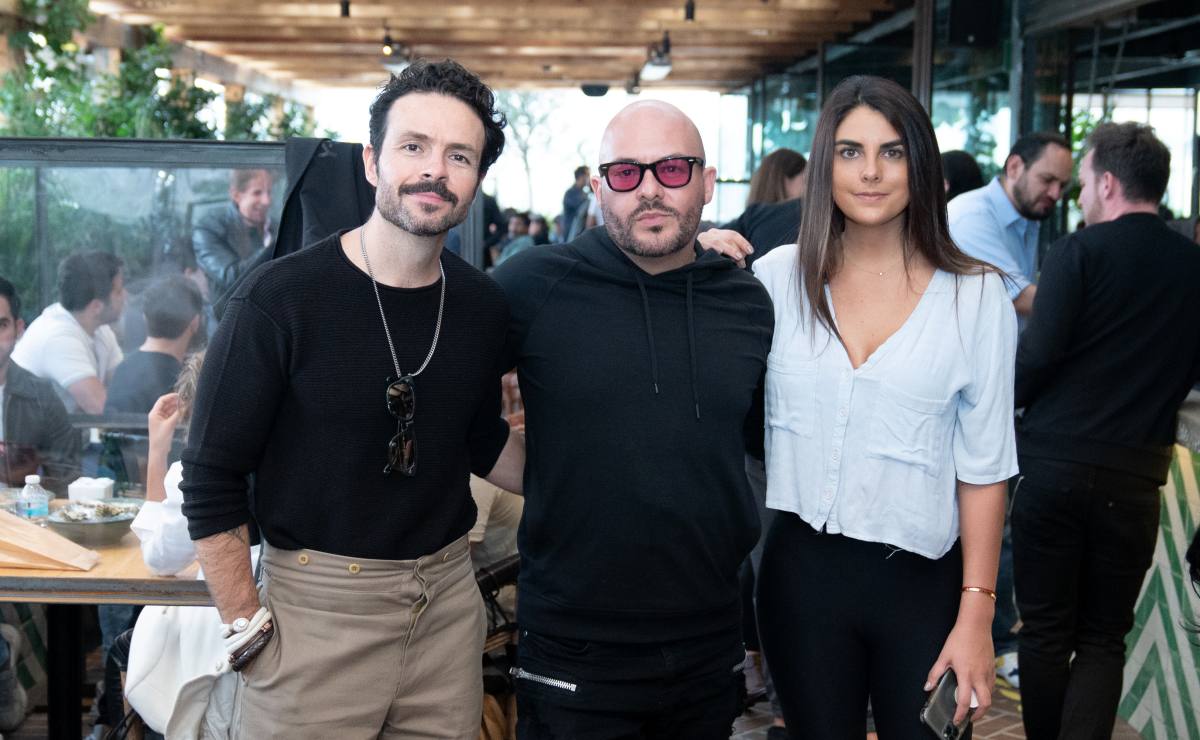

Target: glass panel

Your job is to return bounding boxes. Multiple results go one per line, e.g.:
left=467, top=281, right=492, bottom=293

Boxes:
left=823, top=42, right=913, bottom=98
left=760, top=73, right=821, bottom=160
left=0, top=141, right=286, bottom=492
left=931, top=0, right=1013, bottom=181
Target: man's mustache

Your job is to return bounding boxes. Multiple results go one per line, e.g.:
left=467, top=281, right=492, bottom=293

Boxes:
left=396, top=181, right=459, bottom=206
left=630, top=198, right=679, bottom=219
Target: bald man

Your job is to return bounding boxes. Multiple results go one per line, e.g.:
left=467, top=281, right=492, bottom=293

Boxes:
left=492, top=101, right=774, bottom=739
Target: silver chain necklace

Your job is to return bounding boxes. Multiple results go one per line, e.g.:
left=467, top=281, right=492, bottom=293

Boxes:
left=359, top=228, right=445, bottom=379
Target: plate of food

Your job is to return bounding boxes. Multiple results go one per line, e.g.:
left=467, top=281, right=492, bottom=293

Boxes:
left=47, top=498, right=143, bottom=546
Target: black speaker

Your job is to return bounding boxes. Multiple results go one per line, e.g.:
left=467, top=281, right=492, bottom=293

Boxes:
left=947, top=0, right=1003, bottom=47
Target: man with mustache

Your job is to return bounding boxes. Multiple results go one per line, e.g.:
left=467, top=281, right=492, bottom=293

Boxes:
left=179, top=60, right=523, bottom=737
left=492, top=101, right=773, bottom=738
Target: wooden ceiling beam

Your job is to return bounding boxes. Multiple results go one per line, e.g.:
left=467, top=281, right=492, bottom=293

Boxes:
left=91, top=0, right=892, bottom=89
left=101, top=0, right=886, bottom=14
left=193, top=41, right=808, bottom=58
left=107, top=9, right=874, bottom=26
left=165, top=26, right=833, bottom=45
left=149, top=18, right=859, bottom=36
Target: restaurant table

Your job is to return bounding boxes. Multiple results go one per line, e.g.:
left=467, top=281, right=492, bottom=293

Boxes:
left=0, top=530, right=210, bottom=740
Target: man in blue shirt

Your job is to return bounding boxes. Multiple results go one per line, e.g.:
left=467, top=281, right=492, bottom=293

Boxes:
left=947, top=132, right=1072, bottom=689
left=948, top=132, right=1073, bottom=319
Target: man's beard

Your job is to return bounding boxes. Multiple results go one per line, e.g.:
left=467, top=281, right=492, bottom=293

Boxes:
left=603, top=197, right=701, bottom=259
left=378, top=180, right=469, bottom=237
left=1012, top=175, right=1055, bottom=221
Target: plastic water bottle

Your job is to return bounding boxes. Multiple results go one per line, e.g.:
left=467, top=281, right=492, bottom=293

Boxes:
left=17, top=474, right=50, bottom=526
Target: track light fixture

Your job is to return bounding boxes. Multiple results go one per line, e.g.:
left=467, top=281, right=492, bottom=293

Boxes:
left=685, top=0, right=695, bottom=22
left=641, top=31, right=672, bottom=82
left=340, top=0, right=350, bottom=18
left=382, top=26, right=395, bottom=56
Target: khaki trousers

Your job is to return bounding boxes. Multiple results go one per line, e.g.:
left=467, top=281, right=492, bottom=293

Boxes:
left=230, top=536, right=485, bottom=739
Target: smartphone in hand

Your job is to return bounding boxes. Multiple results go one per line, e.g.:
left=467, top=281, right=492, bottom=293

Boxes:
left=920, top=668, right=975, bottom=739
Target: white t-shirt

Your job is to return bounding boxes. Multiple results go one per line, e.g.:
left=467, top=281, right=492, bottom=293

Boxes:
left=0, top=384, right=6, bottom=440
left=12, top=303, right=122, bottom=413
left=754, top=244, right=1019, bottom=559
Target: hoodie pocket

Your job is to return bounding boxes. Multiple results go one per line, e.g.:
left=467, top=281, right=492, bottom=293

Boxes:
left=765, top=355, right=817, bottom=437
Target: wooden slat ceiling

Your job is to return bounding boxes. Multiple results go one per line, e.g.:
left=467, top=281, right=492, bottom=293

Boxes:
left=91, top=0, right=894, bottom=90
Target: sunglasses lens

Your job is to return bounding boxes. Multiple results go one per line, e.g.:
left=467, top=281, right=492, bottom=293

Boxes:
left=654, top=158, right=693, bottom=187
left=605, top=163, right=643, bottom=192
left=386, top=377, right=415, bottom=420
left=385, top=422, right=417, bottom=476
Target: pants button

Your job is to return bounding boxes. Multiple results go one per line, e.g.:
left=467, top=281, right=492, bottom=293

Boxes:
left=298, top=553, right=310, bottom=565
left=348, top=563, right=361, bottom=574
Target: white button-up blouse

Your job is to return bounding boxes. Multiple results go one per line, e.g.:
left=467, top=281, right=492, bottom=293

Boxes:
left=754, top=244, right=1019, bottom=559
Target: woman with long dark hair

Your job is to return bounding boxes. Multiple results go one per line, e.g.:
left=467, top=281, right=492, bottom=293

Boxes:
left=752, top=75, right=1017, bottom=738
left=748, top=148, right=808, bottom=206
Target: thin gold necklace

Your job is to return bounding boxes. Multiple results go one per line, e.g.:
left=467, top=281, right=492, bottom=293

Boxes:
left=842, top=256, right=904, bottom=277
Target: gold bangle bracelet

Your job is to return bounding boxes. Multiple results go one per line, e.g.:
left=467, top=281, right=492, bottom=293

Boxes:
left=961, top=586, right=997, bottom=601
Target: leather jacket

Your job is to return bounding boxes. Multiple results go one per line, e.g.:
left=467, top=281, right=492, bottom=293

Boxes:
left=192, top=202, right=273, bottom=299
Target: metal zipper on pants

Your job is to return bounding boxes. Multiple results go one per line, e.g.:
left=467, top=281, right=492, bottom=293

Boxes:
left=510, top=667, right=578, bottom=692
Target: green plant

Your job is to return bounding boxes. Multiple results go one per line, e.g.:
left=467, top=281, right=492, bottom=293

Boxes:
left=277, top=101, right=318, bottom=139
left=224, top=96, right=274, bottom=140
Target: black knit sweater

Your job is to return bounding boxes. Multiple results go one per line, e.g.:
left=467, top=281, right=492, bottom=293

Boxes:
left=181, top=234, right=510, bottom=560
left=1016, top=213, right=1200, bottom=483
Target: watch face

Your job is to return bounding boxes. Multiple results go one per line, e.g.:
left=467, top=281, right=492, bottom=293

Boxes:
left=233, top=617, right=250, bottom=632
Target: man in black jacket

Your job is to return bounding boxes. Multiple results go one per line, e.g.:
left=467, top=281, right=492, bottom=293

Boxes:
left=493, top=101, right=773, bottom=739
left=1012, top=121, right=1200, bottom=740
left=192, top=169, right=275, bottom=299
left=0, top=277, right=79, bottom=494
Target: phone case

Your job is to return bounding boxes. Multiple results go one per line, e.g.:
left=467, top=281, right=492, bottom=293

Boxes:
left=920, top=669, right=974, bottom=739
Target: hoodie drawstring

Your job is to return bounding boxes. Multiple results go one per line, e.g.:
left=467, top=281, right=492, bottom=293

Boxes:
left=635, top=271, right=701, bottom=420
left=635, top=272, right=661, bottom=395
left=686, top=273, right=700, bottom=421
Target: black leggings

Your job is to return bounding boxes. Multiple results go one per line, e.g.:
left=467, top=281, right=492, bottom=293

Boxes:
left=757, top=513, right=964, bottom=740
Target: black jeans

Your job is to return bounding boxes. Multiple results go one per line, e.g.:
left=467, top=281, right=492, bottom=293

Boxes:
left=1011, top=458, right=1160, bottom=740
left=757, top=513, right=965, bottom=740
left=515, top=627, right=744, bottom=740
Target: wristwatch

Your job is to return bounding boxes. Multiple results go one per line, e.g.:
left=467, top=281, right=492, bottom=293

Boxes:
left=229, top=620, right=275, bottom=672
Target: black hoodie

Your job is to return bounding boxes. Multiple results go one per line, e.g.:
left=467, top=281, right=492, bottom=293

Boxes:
left=492, top=227, right=774, bottom=644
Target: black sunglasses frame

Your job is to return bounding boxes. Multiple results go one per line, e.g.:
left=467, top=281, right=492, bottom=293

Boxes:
left=384, top=375, right=418, bottom=476
left=598, top=156, right=705, bottom=192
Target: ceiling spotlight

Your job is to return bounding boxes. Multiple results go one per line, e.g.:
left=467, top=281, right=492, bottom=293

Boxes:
left=383, top=37, right=413, bottom=74
left=685, top=0, right=695, bottom=21
left=641, top=31, right=672, bottom=82
left=625, top=72, right=641, bottom=95
left=340, top=0, right=350, bottom=18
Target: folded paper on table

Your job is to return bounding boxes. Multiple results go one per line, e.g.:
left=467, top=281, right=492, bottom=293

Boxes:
left=68, top=477, right=114, bottom=502
left=0, top=510, right=99, bottom=570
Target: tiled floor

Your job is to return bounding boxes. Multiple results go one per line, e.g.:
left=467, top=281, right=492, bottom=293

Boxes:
left=730, top=681, right=1144, bottom=739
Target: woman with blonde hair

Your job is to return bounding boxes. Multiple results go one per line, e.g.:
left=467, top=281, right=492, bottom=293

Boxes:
left=752, top=75, right=1016, bottom=738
